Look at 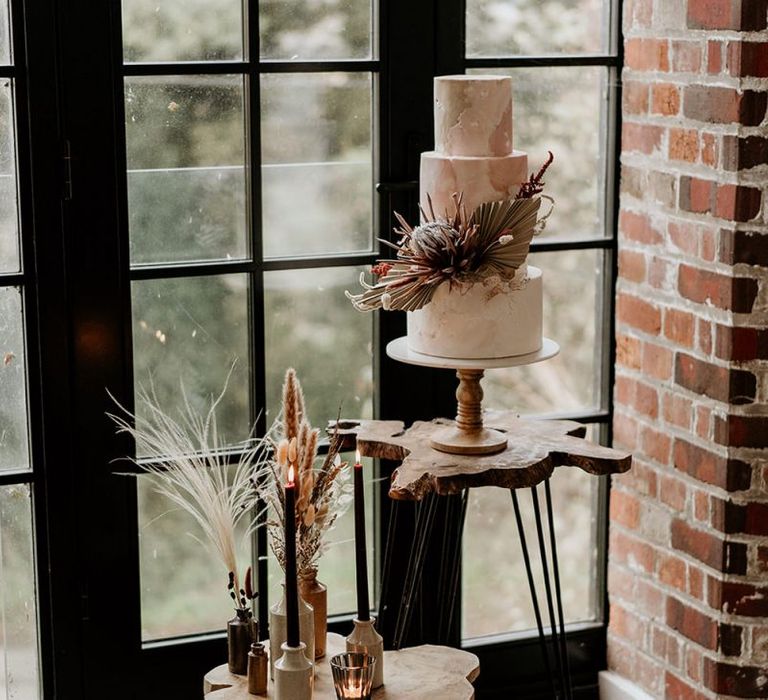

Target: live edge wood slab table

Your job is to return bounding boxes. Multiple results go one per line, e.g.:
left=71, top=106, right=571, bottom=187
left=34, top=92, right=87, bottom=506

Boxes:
left=332, top=411, right=632, bottom=699
left=203, top=632, right=480, bottom=699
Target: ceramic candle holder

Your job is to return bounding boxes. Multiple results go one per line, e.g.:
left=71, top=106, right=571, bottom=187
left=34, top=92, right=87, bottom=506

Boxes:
left=269, top=585, right=315, bottom=679
left=274, top=642, right=313, bottom=700
left=346, top=617, right=384, bottom=689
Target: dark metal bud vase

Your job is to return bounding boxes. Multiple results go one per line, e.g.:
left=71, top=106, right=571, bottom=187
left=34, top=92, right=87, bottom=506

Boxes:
left=228, top=612, right=257, bottom=675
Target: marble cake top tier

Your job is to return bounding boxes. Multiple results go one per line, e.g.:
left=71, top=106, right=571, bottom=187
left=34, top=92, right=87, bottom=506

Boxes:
left=434, top=75, right=513, bottom=157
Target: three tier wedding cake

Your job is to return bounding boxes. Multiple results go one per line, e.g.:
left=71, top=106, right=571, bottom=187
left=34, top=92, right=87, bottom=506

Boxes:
left=347, top=75, right=552, bottom=361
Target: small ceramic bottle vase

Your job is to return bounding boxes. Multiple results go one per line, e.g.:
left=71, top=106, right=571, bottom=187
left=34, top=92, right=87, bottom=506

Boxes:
left=298, top=568, right=327, bottom=659
left=227, top=614, right=257, bottom=675
left=269, top=585, right=315, bottom=679
left=274, top=642, right=313, bottom=700
left=247, top=642, right=268, bottom=696
left=346, top=617, right=384, bottom=689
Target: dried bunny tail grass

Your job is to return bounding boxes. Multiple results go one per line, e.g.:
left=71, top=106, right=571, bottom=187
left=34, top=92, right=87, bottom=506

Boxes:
left=302, top=428, right=319, bottom=477
left=108, top=367, right=269, bottom=597
left=282, top=368, right=301, bottom=440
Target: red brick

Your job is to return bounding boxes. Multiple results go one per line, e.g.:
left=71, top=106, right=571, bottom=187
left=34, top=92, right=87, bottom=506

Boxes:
left=679, top=176, right=714, bottom=213
left=722, top=135, right=768, bottom=171
left=651, top=83, right=681, bottom=116
left=623, top=80, right=649, bottom=115
left=704, top=657, right=768, bottom=697
left=728, top=40, right=768, bottom=77
left=678, top=264, right=758, bottom=312
left=694, top=491, right=709, bottom=522
left=614, top=411, right=638, bottom=450
left=719, top=229, right=768, bottom=265
left=610, top=489, right=640, bottom=529
left=673, top=438, right=752, bottom=491
left=625, top=0, right=653, bottom=27
left=671, top=519, right=747, bottom=574
left=615, top=459, right=658, bottom=498
left=757, top=546, right=768, bottom=572
left=617, top=293, right=662, bottom=335
left=701, top=132, right=718, bottom=167
left=716, top=325, right=768, bottom=361
left=715, top=184, right=762, bottom=222
left=623, top=122, right=664, bottom=154
left=659, top=475, right=687, bottom=510
left=664, top=308, right=695, bottom=347
left=666, top=671, right=708, bottom=700
left=668, top=221, right=698, bottom=255
left=642, top=342, right=672, bottom=380
left=699, top=226, right=716, bottom=261
left=610, top=528, right=655, bottom=573
left=641, top=425, right=671, bottom=464
left=672, top=40, right=702, bottom=73
left=683, top=85, right=768, bottom=125
left=689, top=565, right=704, bottom=600
left=619, top=210, right=663, bottom=245
left=608, top=562, right=636, bottom=599
left=617, top=333, right=642, bottom=369
left=708, top=41, right=723, bottom=74
left=625, top=38, right=670, bottom=71
left=715, top=414, right=768, bottom=449
left=695, top=405, right=711, bottom=440
left=669, top=128, right=699, bottom=162
left=688, top=0, right=768, bottom=31
left=710, top=579, right=768, bottom=616
left=618, top=249, right=646, bottom=283
left=659, top=555, right=687, bottom=592
left=697, top=318, right=712, bottom=355
left=664, top=392, right=692, bottom=430
left=674, top=352, right=756, bottom=404
left=635, top=381, right=658, bottom=417
left=667, top=596, right=718, bottom=649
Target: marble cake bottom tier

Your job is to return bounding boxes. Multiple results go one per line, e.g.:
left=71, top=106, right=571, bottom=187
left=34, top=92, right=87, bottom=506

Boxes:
left=420, top=149, right=529, bottom=216
left=406, top=266, right=543, bottom=360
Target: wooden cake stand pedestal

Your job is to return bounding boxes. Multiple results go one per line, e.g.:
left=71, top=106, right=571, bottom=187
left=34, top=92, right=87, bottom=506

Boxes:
left=203, top=633, right=479, bottom=699
left=330, top=337, right=632, bottom=698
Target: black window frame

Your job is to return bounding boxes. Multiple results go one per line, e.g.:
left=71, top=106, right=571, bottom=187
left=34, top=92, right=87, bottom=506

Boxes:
left=7, top=0, right=622, bottom=697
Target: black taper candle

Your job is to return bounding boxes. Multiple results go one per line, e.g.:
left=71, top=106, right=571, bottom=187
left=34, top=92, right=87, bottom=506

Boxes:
left=354, top=450, right=370, bottom=621
left=284, top=466, right=300, bottom=648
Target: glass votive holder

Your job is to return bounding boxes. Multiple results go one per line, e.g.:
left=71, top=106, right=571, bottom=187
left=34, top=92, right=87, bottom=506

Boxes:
left=330, top=652, right=377, bottom=700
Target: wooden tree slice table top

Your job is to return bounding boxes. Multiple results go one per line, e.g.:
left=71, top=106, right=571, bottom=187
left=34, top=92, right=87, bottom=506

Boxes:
left=333, top=410, right=632, bottom=501
left=203, top=633, right=480, bottom=699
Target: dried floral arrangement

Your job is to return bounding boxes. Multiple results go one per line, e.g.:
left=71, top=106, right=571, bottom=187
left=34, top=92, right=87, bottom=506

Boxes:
left=252, top=368, right=351, bottom=579
left=109, top=377, right=264, bottom=622
left=347, top=152, right=554, bottom=313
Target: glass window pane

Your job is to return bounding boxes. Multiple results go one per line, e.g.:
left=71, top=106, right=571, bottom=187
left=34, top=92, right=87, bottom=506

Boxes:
left=264, top=266, right=374, bottom=427
left=0, top=287, right=28, bottom=471
left=0, top=79, right=20, bottom=273
left=125, top=75, right=247, bottom=265
left=466, top=0, right=608, bottom=57
left=0, top=484, right=41, bottom=698
left=463, top=431, right=601, bottom=639
left=121, top=0, right=243, bottom=63
left=0, top=0, right=9, bottom=65
left=261, top=73, right=373, bottom=258
left=260, top=0, right=372, bottom=60
left=137, top=474, right=251, bottom=640
left=131, top=274, right=250, bottom=452
left=266, top=454, right=375, bottom=616
left=483, top=250, right=602, bottom=415
left=469, top=66, right=606, bottom=241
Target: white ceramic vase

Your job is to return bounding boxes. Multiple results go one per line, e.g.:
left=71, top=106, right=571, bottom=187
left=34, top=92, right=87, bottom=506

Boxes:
left=274, top=642, right=313, bottom=700
left=269, top=586, right=315, bottom=680
left=346, top=617, right=384, bottom=689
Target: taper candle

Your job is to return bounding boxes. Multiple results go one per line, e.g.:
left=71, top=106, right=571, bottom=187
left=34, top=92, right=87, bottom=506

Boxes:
left=285, top=464, right=300, bottom=648
left=353, top=448, right=370, bottom=622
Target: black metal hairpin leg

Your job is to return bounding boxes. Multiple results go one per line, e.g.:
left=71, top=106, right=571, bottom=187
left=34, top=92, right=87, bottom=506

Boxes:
left=511, top=489, right=558, bottom=698
left=392, top=492, right=438, bottom=649
left=545, top=479, right=573, bottom=697
left=434, top=490, right=469, bottom=644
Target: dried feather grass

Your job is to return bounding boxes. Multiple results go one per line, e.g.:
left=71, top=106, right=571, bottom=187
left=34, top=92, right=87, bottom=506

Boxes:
left=108, top=370, right=269, bottom=604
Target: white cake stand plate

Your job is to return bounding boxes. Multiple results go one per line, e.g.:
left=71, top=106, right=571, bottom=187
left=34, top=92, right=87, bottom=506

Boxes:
left=386, top=336, right=560, bottom=456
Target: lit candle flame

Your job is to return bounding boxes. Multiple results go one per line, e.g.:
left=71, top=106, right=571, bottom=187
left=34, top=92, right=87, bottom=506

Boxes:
left=288, top=464, right=295, bottom=485
left=355, top=448, right=361, bottom=465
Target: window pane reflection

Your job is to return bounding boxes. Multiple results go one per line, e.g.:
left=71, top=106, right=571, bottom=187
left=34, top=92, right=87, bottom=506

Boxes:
left=0, top=484, right=40, bottom=698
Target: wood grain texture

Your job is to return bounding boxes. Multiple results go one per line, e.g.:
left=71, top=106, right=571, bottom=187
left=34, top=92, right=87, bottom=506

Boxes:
left=332, top=411, right=632, bottom=500
left=203, top=633, right=479, bottom=699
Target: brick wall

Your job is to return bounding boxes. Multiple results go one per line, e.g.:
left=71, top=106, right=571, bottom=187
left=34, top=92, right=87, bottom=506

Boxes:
left=610, top=0, right=768, bottom=697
